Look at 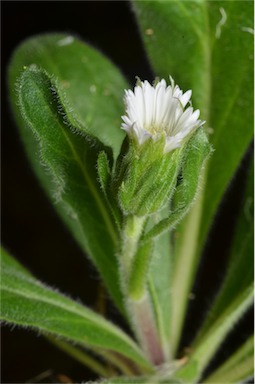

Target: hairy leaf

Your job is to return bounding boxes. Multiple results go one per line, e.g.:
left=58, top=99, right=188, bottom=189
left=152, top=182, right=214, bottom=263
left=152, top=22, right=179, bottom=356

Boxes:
left=12, top=65, right=123, bottom=312
left=9, top=33, right=127, bottom=157
left=8, top=33, right=130, bottom=312
left=195, top=159, right=254, bottom=343
left=1, top=248, right=152, bottom=371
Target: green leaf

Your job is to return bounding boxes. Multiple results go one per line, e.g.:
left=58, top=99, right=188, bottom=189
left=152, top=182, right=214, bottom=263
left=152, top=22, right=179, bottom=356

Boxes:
left=13, top=64, right=123, bottom=313
left=198, top=1, right=254, bottom=250
left=204, top=335, right=254, bottom=383
left=133, top=0, right=253, bottom=354
left=97, top=151, right=112, bottom=197
left=8, top=33, right=129, bottom=313
left=9, top=33, right=127, bottom=157
left=97, top=151, right=121, bottom=229
left=1, top=248, right=152, bottom=371
left=175, top=158, right=254, bottom=381
left=175, top=285, right=253, bottom=382
left=194, top=159, right=254, bottom=343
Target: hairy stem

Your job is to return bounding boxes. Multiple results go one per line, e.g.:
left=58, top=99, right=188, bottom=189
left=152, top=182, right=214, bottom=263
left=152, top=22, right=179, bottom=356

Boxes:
left=127, top=292, right=165, bottom=365
left=119, top=215, right=165, bottom=366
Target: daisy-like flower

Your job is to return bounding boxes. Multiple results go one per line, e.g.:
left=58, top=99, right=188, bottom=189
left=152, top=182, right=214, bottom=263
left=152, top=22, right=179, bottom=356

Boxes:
left=121, top=77, right=205, bottom=153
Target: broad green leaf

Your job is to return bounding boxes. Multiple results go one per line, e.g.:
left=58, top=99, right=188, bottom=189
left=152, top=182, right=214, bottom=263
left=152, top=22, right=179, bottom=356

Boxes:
left=8, top=33, right=129, bottom=313
left=199, top=1, right=254, bottom=249
left=133, top=0, right=254, bottom=353
left=9, top=33, right=127, bottom=157
left=1, top=248, right=152, bottom=371
left=12, top=65, right=124, bottom=313
left=195, top=159, right=254, bottom=343
left=204, top=335, right=254, bottom=383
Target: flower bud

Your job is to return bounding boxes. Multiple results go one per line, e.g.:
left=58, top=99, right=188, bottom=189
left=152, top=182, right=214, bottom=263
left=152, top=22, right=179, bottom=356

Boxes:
left=115, top=137, right=184, bottom=216
left=113, top=77, right=206, bottom=217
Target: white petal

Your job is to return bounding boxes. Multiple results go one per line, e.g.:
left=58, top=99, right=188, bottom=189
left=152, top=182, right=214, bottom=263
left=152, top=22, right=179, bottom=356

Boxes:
left=179, top=90, right=192, bottom=108
left=121, top=76, right=205, bottom=152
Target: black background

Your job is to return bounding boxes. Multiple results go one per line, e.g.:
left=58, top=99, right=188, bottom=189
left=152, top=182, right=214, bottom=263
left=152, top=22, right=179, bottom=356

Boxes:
left=2, top=1, right=253, bottom=383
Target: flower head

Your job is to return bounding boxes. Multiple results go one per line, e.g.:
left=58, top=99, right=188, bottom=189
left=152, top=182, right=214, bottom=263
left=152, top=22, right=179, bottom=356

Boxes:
left=121, top=77, right=205, bottom=153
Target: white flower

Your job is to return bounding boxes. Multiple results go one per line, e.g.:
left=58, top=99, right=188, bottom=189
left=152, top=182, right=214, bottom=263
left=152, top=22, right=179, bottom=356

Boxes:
left=121, top=77, right=205, bottom=153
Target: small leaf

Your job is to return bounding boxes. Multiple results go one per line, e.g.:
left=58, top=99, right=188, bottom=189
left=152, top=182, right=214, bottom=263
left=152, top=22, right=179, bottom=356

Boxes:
left=97, top=151, right=112, bottom=196
left=1, top=248, right=152, bottom=371
left=97, top=151, right=121, bottom=228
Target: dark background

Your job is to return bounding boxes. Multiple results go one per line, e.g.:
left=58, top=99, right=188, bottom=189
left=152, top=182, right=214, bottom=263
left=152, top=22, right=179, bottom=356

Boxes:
left=2, top=1, right=253, bottom=383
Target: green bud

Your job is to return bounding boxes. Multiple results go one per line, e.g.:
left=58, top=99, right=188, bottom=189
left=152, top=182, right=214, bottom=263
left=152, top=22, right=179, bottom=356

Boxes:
left=114, top=136, right=184, bottom=216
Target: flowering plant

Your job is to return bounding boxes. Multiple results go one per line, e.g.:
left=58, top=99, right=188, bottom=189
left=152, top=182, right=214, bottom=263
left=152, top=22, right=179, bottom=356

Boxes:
left=2, top=1, right=253, bottom=383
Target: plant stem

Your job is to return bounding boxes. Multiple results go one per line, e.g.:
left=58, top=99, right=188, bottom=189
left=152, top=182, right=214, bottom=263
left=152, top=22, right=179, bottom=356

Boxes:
left=119, top=215, right=165, bottom=366
left=120, top=215, right=146, bottom=275
left=127, top=292, right=165, bottom=366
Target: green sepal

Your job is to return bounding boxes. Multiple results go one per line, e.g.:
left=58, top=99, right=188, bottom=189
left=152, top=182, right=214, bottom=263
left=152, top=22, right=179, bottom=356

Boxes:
left=97, top=151, right=112, bottom=195
left=97, top=151, right=122, bottom=229
left=116, top=137, right=184, bottom=216
left=142, top=128, right=212, bottom=242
